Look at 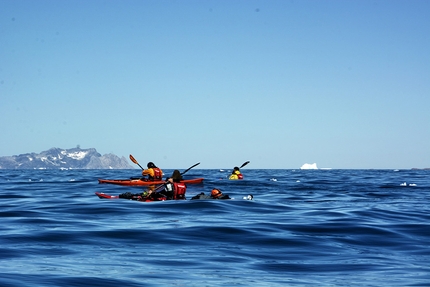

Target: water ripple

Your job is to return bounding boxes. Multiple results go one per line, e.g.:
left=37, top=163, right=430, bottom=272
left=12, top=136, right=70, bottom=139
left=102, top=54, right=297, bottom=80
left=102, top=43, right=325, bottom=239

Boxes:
left=0, top=169, right=429, bottom=286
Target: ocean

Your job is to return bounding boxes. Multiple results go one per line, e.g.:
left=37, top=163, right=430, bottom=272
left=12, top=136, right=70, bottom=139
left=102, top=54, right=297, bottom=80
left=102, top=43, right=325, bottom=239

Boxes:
left=0, top=169, right=429, bottom=287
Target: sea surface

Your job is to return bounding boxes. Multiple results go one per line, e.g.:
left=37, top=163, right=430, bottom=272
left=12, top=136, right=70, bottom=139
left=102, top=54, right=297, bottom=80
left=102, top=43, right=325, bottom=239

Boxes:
left=0, top=169, right=429, bottom=287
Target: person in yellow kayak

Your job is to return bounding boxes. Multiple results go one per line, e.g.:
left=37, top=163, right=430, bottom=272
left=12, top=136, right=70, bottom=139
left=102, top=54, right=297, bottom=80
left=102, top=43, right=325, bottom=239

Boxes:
left=141, top=162, right=163, bottom=181
left=228, top=166, right=243, bottom=180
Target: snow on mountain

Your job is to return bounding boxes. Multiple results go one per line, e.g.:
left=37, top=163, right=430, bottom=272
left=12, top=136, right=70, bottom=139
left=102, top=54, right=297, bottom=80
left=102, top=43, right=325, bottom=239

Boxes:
left=61, top=150, right=88, bottom=160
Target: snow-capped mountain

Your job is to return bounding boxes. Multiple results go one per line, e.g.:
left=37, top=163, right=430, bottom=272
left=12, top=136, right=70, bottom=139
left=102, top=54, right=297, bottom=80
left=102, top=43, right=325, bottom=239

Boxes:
left=0, top=147, right=133, bottom=169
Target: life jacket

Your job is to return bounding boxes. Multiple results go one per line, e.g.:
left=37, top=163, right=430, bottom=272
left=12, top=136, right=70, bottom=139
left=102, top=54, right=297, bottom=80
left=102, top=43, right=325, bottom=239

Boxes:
left=229, top=170, right=243, bottom=180
left=173, top=182, right=187, bottom=200
left=150, top=168, right=163, bottom=180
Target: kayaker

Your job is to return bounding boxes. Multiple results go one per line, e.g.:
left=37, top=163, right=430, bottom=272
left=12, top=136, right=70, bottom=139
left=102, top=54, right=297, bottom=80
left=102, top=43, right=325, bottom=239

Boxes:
left=191, top=188, right=231, bottom=200
left=228, top=166, right=243, bottom=180
left=150, top=170, right=187, bottom=200
left=141, top=162, right=163, bottom=181
left=120, top=170, right=186, bottom=201
left=210, top=188, right=231, bottom=199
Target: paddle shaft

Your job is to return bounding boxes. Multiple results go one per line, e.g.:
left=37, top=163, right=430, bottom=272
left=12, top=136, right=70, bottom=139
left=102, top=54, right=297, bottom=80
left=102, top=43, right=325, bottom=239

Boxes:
left=181, top=162, right=200, bottom=175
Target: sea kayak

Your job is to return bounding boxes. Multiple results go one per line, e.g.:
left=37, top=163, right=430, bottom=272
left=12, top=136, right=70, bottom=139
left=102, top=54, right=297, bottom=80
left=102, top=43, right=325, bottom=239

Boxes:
left=95, top=192, right=253, bottom=202
left=98, top=177, right=204, bottom=186
left=95, top=192, right=166, bottom=202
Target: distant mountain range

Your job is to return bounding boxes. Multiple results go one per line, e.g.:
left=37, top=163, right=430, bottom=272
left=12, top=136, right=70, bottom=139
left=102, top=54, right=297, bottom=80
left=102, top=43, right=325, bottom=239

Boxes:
left=0, top=147, right=134, bottom=169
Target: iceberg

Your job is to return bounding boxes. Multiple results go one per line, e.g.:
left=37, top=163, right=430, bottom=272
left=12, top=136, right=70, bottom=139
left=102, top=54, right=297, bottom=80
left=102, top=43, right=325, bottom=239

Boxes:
left=300, top=163, right=318, bottom=170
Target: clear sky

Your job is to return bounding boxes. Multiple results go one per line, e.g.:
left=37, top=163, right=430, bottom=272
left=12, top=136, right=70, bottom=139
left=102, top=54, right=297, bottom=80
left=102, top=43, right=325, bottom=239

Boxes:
left=1, top=0, right=429, bottom=169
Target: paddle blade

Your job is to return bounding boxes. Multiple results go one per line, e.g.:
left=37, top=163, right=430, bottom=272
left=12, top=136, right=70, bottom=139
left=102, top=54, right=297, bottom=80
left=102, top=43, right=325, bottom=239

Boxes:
left=181, top=162, right=200, bottom=175
left=129, top=154, right=138, bottom=164
left=129, top=154, right=144, bottom=170
left=240, top=161, right=250, bottom=169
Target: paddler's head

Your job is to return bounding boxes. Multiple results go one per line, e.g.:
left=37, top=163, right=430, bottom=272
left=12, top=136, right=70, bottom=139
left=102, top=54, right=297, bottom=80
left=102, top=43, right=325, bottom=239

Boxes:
left=171, top=170, right=182, bottom=182
left=147, top=162, right=156, bottom=168
left=211, top=188, right=223, bottom=198
left=232, top=166, right=240, bottom=174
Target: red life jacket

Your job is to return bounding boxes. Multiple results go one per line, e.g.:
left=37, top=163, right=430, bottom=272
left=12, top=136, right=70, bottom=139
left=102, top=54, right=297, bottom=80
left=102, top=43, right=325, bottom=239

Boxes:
left=237, top=173, right=244, bottom=179
left=152, top=168, right=163, bottom=180
left=173, top=182, right=187, bottom=200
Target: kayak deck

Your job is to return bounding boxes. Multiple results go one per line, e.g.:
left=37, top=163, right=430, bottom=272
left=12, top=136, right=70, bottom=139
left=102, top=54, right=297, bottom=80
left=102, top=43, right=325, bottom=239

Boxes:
left=95, top=192, right=254, bottom=202
left=95, top=192, right=165, bottom=202
left=95, top=192, right=119, bottom=199
left=98, top=177, right=204, bottom=186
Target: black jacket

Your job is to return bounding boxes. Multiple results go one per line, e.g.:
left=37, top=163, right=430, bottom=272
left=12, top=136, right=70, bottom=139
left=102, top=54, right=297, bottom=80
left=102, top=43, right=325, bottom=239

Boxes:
left=191, top=192, right=231, bottom=200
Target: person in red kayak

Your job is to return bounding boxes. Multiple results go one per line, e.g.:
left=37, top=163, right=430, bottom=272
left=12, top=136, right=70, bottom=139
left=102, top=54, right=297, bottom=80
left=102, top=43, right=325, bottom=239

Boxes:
left=120, top=170, right=186, bottom=200
left=150, top=170, right=187, bottom=200
left=141, top=162, right=163, bottom=181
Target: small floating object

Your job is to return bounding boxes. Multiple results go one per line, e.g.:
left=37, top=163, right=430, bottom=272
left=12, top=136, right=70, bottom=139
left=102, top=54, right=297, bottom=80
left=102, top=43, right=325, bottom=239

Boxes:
left=243, top=194, right=253, bottom=200
left=270, top=178, right=277, bottom=181
left=400, top=182, right=407, bottom=186
left=219, top=169, right=224, bottom=172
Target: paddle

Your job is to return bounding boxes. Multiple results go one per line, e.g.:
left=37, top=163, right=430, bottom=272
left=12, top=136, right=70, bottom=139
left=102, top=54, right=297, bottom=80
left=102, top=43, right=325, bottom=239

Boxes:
left=129, top=154, right=144, bottom=170
left=239, top=161, right=250, bottom=169
left=181, top=162, right=200, bottom=176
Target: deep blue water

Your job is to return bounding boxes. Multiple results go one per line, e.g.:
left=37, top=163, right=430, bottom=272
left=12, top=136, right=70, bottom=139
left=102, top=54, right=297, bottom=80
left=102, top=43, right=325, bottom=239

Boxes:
left=0, top=169, right=429, bottom=287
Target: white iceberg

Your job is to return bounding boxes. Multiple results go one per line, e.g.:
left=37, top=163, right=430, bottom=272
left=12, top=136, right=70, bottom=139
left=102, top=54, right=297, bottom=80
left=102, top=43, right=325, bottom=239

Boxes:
left=300, top=163, right=318, bottom=170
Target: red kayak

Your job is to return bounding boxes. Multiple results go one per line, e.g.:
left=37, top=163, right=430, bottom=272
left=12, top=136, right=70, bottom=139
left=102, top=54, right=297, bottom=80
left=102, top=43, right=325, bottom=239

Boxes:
left=95, top=192, right=166, bottom=202
left=98, top=177, right=204, bottom=186
left=95, top=192, right=120, bottom=199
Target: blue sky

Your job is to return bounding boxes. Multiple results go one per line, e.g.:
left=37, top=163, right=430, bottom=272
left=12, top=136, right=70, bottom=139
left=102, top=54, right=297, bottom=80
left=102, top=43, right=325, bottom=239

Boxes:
left=1, top=0, right=429, bottom=169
